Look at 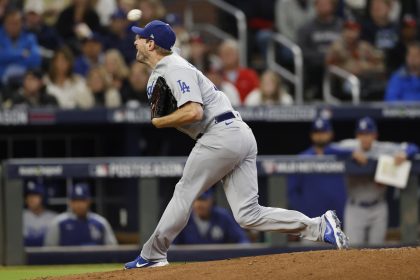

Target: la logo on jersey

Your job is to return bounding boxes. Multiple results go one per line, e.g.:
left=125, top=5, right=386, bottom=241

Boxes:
left=147, top=80, right=156, bottom=100
left=177, top=80, right=190, bottom=93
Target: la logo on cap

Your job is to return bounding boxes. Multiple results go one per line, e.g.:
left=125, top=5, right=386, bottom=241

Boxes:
left=360, top=121, right=367, bottom=129
left=28, top=182, right=35, bottom=190
left=76, top=186, right=83, bottom=195
left=315, top=119, right=323, bottom=128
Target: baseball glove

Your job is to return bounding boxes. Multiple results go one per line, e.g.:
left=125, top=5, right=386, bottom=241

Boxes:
left=150, top=76, right=178, bottom=119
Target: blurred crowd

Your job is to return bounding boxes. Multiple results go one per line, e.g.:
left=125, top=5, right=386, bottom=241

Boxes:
left=1, top=0, right=420, bottom=110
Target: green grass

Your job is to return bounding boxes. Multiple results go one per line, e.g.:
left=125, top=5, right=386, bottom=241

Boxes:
left=0, top=264, right=122, bottom=280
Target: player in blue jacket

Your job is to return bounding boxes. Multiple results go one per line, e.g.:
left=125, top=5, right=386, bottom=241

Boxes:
left=173, top=188, right=249, bottom=245
left=288, top=118, right=351, bottom=222
left=44, top=183, right=117, bottom=246
left=385, top=42, right=420, bottom=102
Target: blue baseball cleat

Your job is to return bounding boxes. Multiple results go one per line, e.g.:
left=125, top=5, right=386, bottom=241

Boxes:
left=124, top=255, right=169, bottom=270
left=322, top=210, right=349, bottom=249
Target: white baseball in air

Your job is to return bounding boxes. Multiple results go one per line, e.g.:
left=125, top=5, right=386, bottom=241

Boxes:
left=127, top=9, right=142, bottom=21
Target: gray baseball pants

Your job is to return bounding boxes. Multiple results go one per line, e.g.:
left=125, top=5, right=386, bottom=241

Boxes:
left=141, top=118, right=322, bottom=261
left=344, top=200, right=388, bottom=246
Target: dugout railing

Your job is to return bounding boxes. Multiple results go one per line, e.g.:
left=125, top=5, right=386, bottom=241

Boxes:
left=0, top=156, right=418, bottom=265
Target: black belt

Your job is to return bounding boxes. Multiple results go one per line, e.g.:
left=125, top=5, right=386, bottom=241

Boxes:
left=350, top=199, right=382, bottom=208
left=196, top=111, right=236, bottom=140
left=214, top=111, right=236, bottom=124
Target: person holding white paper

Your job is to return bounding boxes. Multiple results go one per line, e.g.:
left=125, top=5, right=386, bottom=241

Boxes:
left=334, top=117, right=418, bottom=246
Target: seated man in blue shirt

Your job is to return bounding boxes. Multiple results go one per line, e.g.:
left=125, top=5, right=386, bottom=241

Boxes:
left=44, top=183, right=117, bottom=246
left=173, top=188, right=249, bottom=244
left=287, top=117, right=351, bottom=221
left=385, top=42, right=420, bottom=101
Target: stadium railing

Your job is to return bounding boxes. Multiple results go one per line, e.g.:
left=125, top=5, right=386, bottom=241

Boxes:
left=184, top=0, right=247, bottom=67
left=266, top=32, right=304, bottom=104
left=323, top=65, right=361, bottom=105
left=1, top=155, right=418, bottom=265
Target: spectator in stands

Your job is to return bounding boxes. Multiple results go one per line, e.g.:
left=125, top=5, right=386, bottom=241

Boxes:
left=287, top=117, right=349, bottom=222
left=363, top=0, right=402, bottom=22
left=273, top=0, right=317, bottom=68
left=385, top=42, right=420, bottom=101
left=327, top=19, right=385, bottom=76
left=3, top=68, right=58, bottom=108
left=0, top=1, right=25, bottom=23
left=326, top=18, right=386, bottom=100
left=55, top=0, right=101, bottom=52
left=275, top=0, right=315, bottom=43
left=0, top=9, right=41, bottom=86
left=23, top=0, right=62, bottom=70
left=244, top=70, right=293, bottom=106
left=137, top=0, right=166, bottom=27
left=173, top=188, right=249, bottom=245
left=218, top=39, right=259, bottom=103
left=204, top=59, right=241, bottom=107
left=94, top=0, right=117, bottom=27
left=298, top=0, right=342, bottom=100
left=187, top=33, right=208, bottom=72
left=387, top=15, right=419, bottom=73
left=336, top=117, right=419, bottom=246
left=103, top=9, right=136, bottom=64
left=103, top=49, right=129, bottom=91
left=87, top=66, right=121, bottom=108
left=42, top=0, right=71, bottom=26
left=120, top=62, right=149, bottom=106
left=45, top=47, right=94, bottom=109
left=23, top=181, right=57, bottom=247
left=44, top=183, right=117, bottom=246
left=361, top=0, right=399, bottom=75
left=74, top=33, right=104, bottom=77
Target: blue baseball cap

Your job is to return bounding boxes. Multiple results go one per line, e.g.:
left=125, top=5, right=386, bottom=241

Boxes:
left=70, top=183, right=91, bottom=200
left=131, top=20, right=176, bottom=51
left=25, top=181, right=44, bottom=195
left=198, top=188, right=215, bottom=200
left=311, top=117, right=332, bottom=132
left=356, top=117, right=377, bottom=133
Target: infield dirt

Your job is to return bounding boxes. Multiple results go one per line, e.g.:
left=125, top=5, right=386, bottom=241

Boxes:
left=43, top=247, right=420, bottom=280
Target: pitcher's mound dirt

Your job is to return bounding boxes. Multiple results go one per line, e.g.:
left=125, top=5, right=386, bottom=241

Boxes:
left=46, top=247, right=420, bottom=280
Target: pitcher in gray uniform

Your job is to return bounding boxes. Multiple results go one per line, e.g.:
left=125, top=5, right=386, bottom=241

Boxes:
left=336, top=117, right=418, bottom=246
left=124, top=20, right=349, bottom=270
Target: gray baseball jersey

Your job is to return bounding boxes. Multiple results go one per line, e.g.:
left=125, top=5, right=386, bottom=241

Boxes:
left=146, top=53, right=233, bottom=139
left=140, top=53, right=327, bottom=261
left=23, top=209, right=57, bottom=246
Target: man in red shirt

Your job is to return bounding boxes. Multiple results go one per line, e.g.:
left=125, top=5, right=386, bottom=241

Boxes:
left=218, top=39, right=259, bottom=103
